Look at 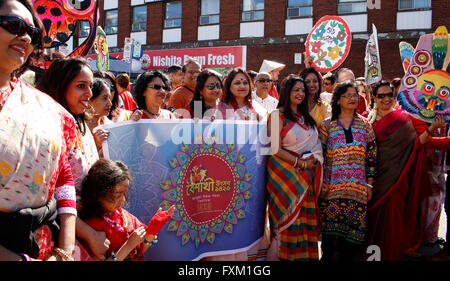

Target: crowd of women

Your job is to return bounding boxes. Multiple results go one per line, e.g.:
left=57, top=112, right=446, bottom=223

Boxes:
left=1, top=0, right=449, bottom=262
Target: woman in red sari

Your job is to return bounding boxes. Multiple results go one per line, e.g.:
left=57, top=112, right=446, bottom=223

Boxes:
left=365, top=81, right=447, bottom=261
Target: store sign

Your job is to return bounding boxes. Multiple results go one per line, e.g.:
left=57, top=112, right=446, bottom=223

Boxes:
left=87, top=46, right=246, bottom=70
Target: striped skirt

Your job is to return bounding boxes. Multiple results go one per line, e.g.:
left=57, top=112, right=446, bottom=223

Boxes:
left=267, top=155, right=320, bottom=261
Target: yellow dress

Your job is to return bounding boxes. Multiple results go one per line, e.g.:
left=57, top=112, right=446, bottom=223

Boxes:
left=309, top=101, right=331, bottom=127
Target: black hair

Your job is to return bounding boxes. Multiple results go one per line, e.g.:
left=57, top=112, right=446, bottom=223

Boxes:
left=36, top=57, right=92, bottom=135
left=373, top=80, right=394, bottom=97
left=277, top=75, right=316, bottom=128
left=331, top=80, right=358, bottom=120
left=93, top=71, right=119, bottom=119
left=133, top=70, right=170, bottom=110
left=79, top=159, right=132, bottom=220
left=189, top=70, right=223, bottom=117
left=222, top=67, right=253, bottom=104
left=168, top=64, right=182, bottom=73
left=299, top=67, right=323, bottom=102
left=90, top=78, right=110, bottom=100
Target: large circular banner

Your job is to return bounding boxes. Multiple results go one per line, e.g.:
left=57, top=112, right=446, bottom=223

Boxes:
left=305, top=15, right=352, bottom=73
left=160, top=143, right=252, bottom=248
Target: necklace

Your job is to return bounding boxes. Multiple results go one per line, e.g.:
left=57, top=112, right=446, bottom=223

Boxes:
left=144, top=109, right=160, bottom=118
left=104, top=209, right=128, bottom=233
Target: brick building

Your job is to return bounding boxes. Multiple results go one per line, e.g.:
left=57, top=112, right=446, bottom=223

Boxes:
left=75, top=0, right=449, bottom=81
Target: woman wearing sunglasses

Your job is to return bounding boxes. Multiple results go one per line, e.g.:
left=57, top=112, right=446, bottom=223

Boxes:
left=365, top=81, right=448, bottom=261
left=0, top=0, right=78, bottom=261
left=133, top=71, right=176, bottom=119
left=318, top=81, right=377, bottom=261
left=188, top=70, right=232, bottom=120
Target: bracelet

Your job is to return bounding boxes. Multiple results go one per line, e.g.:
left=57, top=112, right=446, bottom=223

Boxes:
left=144, top=235, right=158, bottom=246
left=18, top=253, right=31, bottom=261
left=366, top=184, right=373, bottom=189
left=293, top=156, right=299, bottom=168
left=53, top=247, right=74, bottom=261
left=111, top=251, right=118, bottom=261
left=302, top=160, right=307, bottom=170
left=426, top=127, right=433, bottom=135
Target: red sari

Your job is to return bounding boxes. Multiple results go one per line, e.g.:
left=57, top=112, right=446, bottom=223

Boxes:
left=84, top=208, right=146, bottom=261
left=365, top=109, right=429, bottom=260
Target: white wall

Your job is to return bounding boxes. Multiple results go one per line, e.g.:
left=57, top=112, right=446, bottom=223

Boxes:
left=131, top=31, right=147, bottom=45
left=163, top=28, right=182, bottom=43
left=397, top=10, right=432, bottom=30
left=198, top=25, right=220, bottom=41
left=106, top=34, right=118, bottom=48
left=131, top=0, right=145, bottom=6
left=340, top=14, right=367, bottom=33
left=103, top=0, right=118, bottom=10
left=240, top=21, right=264, bottom=38
left=285, top=18, right=313, bottom=36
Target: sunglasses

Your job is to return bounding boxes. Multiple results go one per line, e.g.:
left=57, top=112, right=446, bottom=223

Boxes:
left=257, top=78, right=272, bottom=83
left=376, top=92, right=394, bottom=99
left=147, top=84, right=169, bottom=91
left=0, top=16, right=42, bottom=46
left=205, top=82, right=222, bottom=90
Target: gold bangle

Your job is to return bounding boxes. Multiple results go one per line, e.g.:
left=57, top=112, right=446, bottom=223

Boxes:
left=53, top=247, right=74, bottom=261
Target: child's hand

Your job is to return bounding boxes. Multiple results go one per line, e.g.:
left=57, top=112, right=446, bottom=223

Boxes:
left=147, top=205, right=175, bottom=235
left=128, top=226, right=147, bottom=249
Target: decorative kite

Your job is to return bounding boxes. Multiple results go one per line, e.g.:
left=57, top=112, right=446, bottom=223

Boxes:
left=399, top=41, right=415, bottom=74
left=305, top=15, right=352, bottom=73
left=32, top=0, right=98, bottom=58
left=93, top=26, right=109, bottom=72
left=365, top=24, right=382, bottom=85
left=397, top=26, right=450, bottom=123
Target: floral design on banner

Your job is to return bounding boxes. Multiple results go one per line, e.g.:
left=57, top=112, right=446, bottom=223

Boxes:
left=160, top=141, right=252, bottom=247
left=305, top=15, right=352, bottom=73
left=397, top=26, right=450, bottom=123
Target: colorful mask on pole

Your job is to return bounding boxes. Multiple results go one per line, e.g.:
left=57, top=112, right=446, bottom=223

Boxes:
left=305, top=15, right=352, bottom=73
left=94, top=26, right=109, bottom=72
left=32, top=0, right=98, bottom=57
left=397, top=26, right=450, bottom=123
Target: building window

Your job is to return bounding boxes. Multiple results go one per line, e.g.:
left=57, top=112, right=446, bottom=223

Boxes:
left=242, top=0, right=264, bottom=22
left=287, top=0, right=313, bottom=18
left=337, top=0, right=367, bottom=14
left=200, top=0, right=220, bottom=25
left=104, top=9, right=118, bottom=34
left=398, top=0, right=431, bottom=10
left=132, top=6, right=147, bottom=32
left=164, top=1, right=182, bottom=28
left=79, top=21, right=90, bottom=37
